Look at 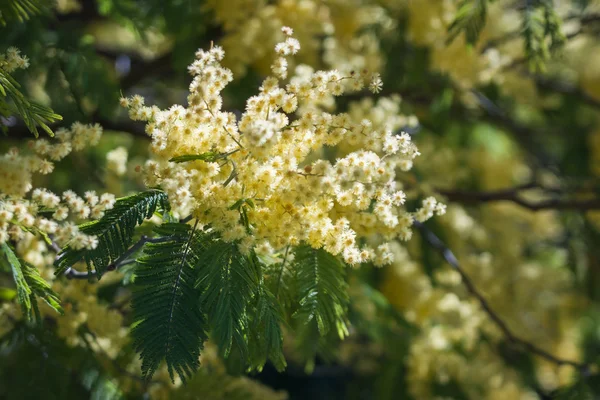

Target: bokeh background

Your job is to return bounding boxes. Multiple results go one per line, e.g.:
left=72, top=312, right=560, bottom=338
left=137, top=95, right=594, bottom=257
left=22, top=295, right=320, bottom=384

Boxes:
left=2, top=0, right=600, bottom=399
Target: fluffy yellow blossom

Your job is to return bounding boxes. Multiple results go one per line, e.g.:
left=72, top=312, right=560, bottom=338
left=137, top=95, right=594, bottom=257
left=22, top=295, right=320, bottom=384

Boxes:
left=380, top=139, right=583, bottom=398
left=124, top=29, right=442, bottom=265
left=0, top=47, right=29, bottom=73
left=0, top=123, right=114, bottom=250
left=203, top=0, right=392, bottom=77
left=106, top=146, right=129, bottom=176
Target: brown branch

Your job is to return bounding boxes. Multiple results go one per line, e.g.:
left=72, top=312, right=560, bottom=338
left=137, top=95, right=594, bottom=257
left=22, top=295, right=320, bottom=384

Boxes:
left=118, top=53, right=174, bottom=91
left=532, top=75, right=600, bottom=110
left=62, top=235, right=156, bottom=280
left=341, top=84, right=558, bottom=171
left=414, top=220, right=592, bottom=373
left=437, top=183, right=600, bottom=211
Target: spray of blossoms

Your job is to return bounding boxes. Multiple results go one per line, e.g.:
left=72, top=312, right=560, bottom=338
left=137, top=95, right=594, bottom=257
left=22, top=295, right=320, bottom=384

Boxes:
left=123, top=27, right=445, bottom=266
left=0, top=122, right=116, bottom=251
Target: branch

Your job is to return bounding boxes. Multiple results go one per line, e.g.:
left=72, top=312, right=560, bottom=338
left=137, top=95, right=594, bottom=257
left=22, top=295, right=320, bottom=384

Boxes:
left=118, top=53, right=173, bottom=91
left=437, top=183, right=600, bottom=211
left=532, top=75, right=600, bottom=110
left=94, top=115, right=148, bottom=138
left=414, top=220, right=592, bottom=373
left=63, top=235, right=155, bottom=280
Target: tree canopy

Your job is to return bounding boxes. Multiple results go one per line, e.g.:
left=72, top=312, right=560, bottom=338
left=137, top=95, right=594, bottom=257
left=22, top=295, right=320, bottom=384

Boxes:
left=2, top=0, right=600, bottom=399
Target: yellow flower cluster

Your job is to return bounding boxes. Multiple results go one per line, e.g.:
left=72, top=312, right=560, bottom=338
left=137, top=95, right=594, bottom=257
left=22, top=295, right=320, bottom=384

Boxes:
left=0, top=122, right=115, bottom=250
left=51, top=277, right=128, bottom=358
left=123, top=28, right=443, bottom=265
left=106, top=146, right=129, bottom=176
left=401, top=0, right=524, bottom=91
left=381, top=142, right=582, bottom=398
left=0, top=234, right=127, bottom=364
left=142, top=340, right=288, bottom=399
left=203, top=0, right=393, bottom=77
left=400, top=0, right=600, bottom=106
left=54, top=0, right=82, bottom=14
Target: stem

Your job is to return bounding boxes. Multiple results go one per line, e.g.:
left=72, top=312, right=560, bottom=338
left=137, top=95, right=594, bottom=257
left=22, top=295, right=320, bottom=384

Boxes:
left=414, top=220, right=591, bottom=374
left=63, top=236, right=169, bottom=280
left=274, top=245, right=290, bottom=299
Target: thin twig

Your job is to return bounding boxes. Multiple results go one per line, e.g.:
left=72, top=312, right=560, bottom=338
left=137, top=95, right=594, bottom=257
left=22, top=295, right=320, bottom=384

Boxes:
left=274, top=245, right=290, bottom=299
left=437, top=183, right=600, bottom=211
left=414, top=220, right=591, bottom=374
left=63, top=235, right=166, bottom=280
left=531, top=75, right=600, bottom=110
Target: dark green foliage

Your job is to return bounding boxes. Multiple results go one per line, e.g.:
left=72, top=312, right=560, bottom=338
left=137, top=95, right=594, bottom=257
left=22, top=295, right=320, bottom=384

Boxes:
left=356, top=284, right=415, bottom=400
left=287, top=246, right=350, bottom=372
left=0, top=323, right=125, bottom=400
left=52, top=47, right=121, bottom=120
left=80, top=368, right=123, bottom=400
left=447, top=0, right=493, bottom=45
left=522, top=0, right=566, bottom=72
left=0, top=67, right=62, bottom=137
left=196, top=238, right=260, bottom=360
left=552, top=375, right=600, bottom=400
left=131, top=222, right=208, bottom=382
left=22, top=260, right=63, bottom=318
left=349, top=282, right=414, bottom=342
left=1, top=242, right=31, bottom=316
left=130, top=223, right=288, bottom=380
left=293, top=246, right=349, bottom=338
left=1, top=243, right=62, bottom=322
left=432, top=380, right=471, bottom=400
left=247, top=286, right=287, bottom=372
left=265, top=247, right=296, bottom=313
left=0, top=0, right=51, bottom=26
left=55, top=189, right=169, bottom=278
left=0, top=4, right=64, bottom=138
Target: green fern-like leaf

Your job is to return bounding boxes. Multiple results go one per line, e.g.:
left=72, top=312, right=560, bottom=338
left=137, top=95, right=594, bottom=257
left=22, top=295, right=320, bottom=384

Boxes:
left=247, top=286, right=287, bottom=372
left=131, top=222, right=208, bottom=382
left=1, top=242, right=31, bottom=317
left=447, top=0, right=493, bottom=45
left=0, top=0, right=51, bottom=26
left=290, top=246, right=349, bottom=372
left=293, top=245, right=349, bottom=338
left=196, top=239, right=260, bottom=360
left=264, top=246, right=296, bottom=313
left=1, top=243, right=62, bottom=322
left=55, top=190, right=169, bottom=278
left=522, top=0, right=566, bottom=72
left=0, top=68, right=62, bottom=137
left=523, top=4, right=548, bottom=72
left=22, top=261, right=63, bottom=317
